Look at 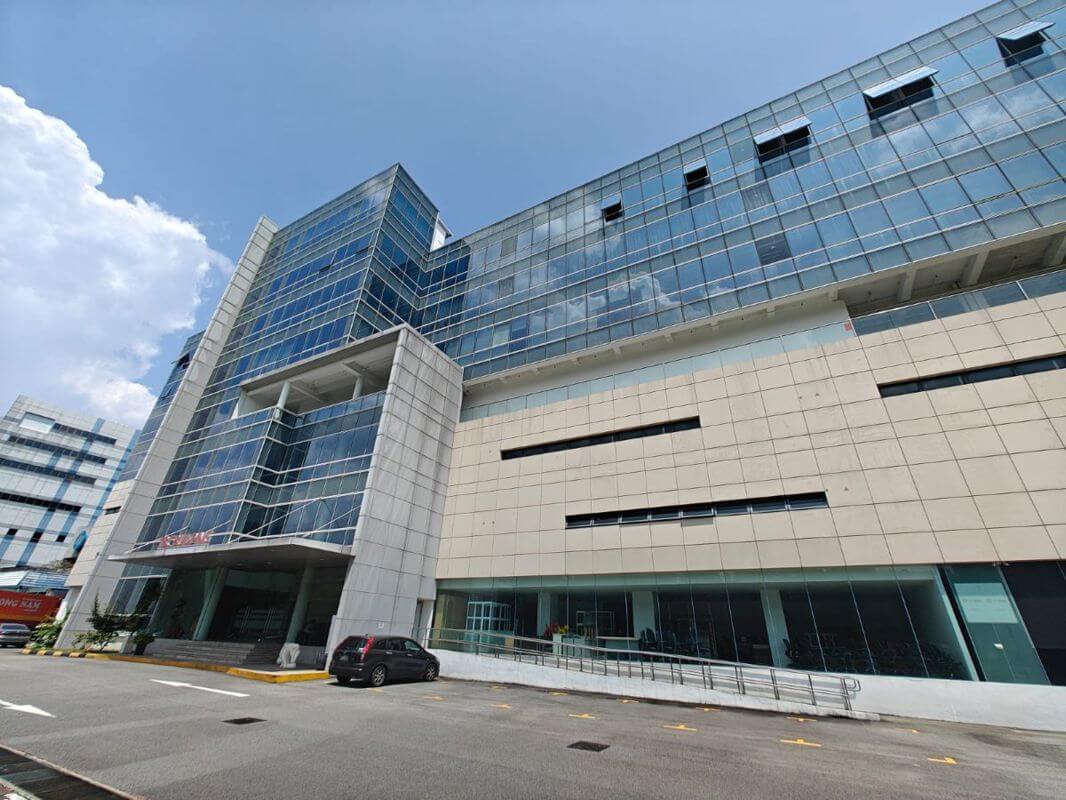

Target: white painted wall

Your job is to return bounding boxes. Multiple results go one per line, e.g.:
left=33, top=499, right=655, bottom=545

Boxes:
left=848, top=673, right=1066, bottom=732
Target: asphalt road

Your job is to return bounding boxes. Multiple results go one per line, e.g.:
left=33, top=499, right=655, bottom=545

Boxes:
left=1, top=649, right=1064, bottom=800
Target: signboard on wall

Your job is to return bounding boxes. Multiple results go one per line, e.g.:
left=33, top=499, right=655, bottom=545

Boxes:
left=955, top=582, right=1019, bottom=625
left=0, top=590, right=61, bottom=624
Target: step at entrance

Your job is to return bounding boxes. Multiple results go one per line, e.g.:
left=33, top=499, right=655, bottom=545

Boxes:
left=149, top=640, right=283, bottom=666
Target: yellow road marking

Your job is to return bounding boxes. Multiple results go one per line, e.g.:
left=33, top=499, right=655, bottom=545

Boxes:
left=423, top=695, right=444, bottom=701
left=788, top=716, right=814, bottom=723
left=619, top=698, right=638, bottom=704
left=492, top=703, right=512, bottom=709
left=927, top=756, right=957, bottom=765
left=569, top=713, right=596, bottom=719
left=490, top=685, right=505, bottom=690
left=549, top=691, right=568, bottom=696
left=698, top=707, right=718, bottom=712
left=367, top=687, right=384, bottom=692
left=900, top=728, right=920, bottom=734
left=663, top=724, right=697, bottom=732
left=780, top=738, right=821, bottom=747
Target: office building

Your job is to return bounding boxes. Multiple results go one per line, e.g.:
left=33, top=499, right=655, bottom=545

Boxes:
left=0, top=396, right=136, bottom=597
left=61, top=0, right=1066, bottom=688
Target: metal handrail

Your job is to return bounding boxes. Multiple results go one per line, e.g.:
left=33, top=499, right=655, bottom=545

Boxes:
left=427, top=627, right=860, bottom=710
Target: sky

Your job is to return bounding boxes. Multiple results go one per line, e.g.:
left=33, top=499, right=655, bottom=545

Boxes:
left=0, top=0, right=983, bottom=427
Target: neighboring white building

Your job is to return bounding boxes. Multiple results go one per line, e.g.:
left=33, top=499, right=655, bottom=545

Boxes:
left=0, top=395, right=136, bottom=595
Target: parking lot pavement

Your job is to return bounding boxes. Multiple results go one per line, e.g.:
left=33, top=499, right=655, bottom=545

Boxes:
left=2, top=649, right=1065, bottom=800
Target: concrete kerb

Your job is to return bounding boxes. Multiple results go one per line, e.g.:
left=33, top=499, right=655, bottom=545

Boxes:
left=19, top=648, right=329, bottom=683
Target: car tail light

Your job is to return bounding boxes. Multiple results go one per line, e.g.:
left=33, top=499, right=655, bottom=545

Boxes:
left=357, top=637, right=375, bottom=661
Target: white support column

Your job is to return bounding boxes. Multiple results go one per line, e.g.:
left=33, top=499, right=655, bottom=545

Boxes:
left=961, top=251, right=988, bottom=287
left=536, top=591, right=552, bottom=636
left=897, top=270, right=916, bottom=302
left=352, top=375, right=364, bottom=400
left=761, top=588, right=790, bottom=668
left=193, top=568, right=227, bottom=641
left=285, top=566, right=316, bottom=643
left=1042, top=232, right=1066, bottom=268
left=276, top=380, right=292, bottom=411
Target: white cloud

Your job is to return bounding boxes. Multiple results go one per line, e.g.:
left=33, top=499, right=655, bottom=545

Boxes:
left=0, top=86, right=231, bottom=428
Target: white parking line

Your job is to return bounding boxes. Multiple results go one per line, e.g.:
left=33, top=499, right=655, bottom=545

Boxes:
left=0, top=698, right=55, bottom=717
left=150, top=679, right=249, bottom=698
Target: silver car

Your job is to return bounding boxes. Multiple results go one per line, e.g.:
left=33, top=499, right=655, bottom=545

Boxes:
left=0, top=623, right=32, bottom=647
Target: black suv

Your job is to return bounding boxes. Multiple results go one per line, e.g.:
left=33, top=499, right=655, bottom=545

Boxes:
left=329, top=635, right=439, bottom=687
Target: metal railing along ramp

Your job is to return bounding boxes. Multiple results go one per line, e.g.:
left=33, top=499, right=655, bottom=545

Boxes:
left=428, top=628, right=861, bottom=710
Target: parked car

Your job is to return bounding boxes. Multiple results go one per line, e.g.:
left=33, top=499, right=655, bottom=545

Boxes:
left=329, top=635, right=439, bottom=687
left=0, top=623, right=32, bottom=648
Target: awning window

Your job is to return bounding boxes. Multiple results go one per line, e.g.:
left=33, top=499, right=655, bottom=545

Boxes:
left=753, top=116, right=812, bottom=161
left=863, top=66, right=937, bottom=118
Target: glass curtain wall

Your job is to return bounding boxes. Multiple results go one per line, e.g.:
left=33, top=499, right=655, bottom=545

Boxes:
left=434, top=565, right=977, bottom=681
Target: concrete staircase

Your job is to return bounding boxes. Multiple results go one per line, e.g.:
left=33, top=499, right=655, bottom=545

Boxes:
left=147, top=639, right=283, bottom=666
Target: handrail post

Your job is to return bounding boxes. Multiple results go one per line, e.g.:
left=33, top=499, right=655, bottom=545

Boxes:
left=770, top=668, right=780, bottom=700
left=735, top=664, right=745, bottom=694
left=808, top=674, right=817, bottom=706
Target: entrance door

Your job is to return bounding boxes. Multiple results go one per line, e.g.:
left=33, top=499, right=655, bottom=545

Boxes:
left=208, top=570, right=299, bottom=642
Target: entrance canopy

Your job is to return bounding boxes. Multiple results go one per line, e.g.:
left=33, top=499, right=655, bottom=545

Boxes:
left=110, top=536, right=352, bottom=571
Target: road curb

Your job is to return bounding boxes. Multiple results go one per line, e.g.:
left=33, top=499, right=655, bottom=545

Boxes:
left=86, top=653, right=329, bottom=683
left=20, top=648, right=87, bottom=658
left=19, top=648, right=328, bottom=682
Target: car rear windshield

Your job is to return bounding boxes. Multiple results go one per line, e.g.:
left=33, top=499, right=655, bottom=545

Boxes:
left=1, top=624, right=29, bottom=631
left=337, top=636, right=368, bottom=651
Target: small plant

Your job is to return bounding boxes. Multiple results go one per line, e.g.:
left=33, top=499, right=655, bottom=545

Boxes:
left=72, top=597, right=139, bottom=652
left=131, top=630, right=155, bottom=655
left=29, top=614, right=66, bottom=648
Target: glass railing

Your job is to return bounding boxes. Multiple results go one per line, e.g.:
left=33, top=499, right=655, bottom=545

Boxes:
left=853, top=267, right=1066, bottom=336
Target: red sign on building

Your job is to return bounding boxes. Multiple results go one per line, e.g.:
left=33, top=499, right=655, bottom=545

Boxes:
left=0, top=590, right=62, bottom=625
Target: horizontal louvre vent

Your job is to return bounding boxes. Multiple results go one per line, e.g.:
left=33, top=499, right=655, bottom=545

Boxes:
left=566, top=492, right=828, bottom=529
left=879, top=354, right=1066, bottom=398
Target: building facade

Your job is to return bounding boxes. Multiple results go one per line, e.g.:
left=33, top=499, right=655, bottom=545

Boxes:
left=64, top=0, right=1066, bottom=687
left=0, top=395, right=136, bottom=583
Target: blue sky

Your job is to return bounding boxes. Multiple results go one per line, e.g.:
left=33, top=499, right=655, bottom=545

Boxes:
left=1, top=0, right=981, bottom=406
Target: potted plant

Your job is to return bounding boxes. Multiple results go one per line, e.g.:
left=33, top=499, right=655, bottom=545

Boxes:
left=131, top=630, right=155, bottom=656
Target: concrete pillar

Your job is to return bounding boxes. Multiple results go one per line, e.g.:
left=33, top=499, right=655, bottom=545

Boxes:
left=761, top=588, right=789, bottom=668
left=285, top=566, right=316, bottom=643
left=631, top=591, right=657, bottom=642
left=536, top=591, right=552, bottom=636
left=276, top=380, right=292, bottom=411
left=192, top=568, right=227, bottom=641
left=352, top=375, right=364, bottom=400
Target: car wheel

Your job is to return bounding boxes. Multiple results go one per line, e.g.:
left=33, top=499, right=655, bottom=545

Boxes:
left=424, top=663, right=438, bottom=682
left=336, top=675, right=351, bottom=686
left=369, top=665, right=387, bottom=687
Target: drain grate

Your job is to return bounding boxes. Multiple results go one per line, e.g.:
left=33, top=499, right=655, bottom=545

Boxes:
left=223, top=717, right=266, bottom=725
left=568, top=741, right=610, bottom=752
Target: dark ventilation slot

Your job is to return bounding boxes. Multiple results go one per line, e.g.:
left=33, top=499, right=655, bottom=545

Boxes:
left=502, top=417, right=700, bottom=460
left=754, top=117, right=812, bottom=162
left=568, top=741, right=610, bottom=752
left=878, top=353, right=1066, bottom=398
left=600, top=195, right=623, bottom=223
left=863, top=67, right=937, bottom=119
left=683, top=162, right=710, bottom=191
left=224, top=717, right=266, bottom=725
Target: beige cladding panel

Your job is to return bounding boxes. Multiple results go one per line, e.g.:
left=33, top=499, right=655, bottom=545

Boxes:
left=441, top=287, right=1066, bottom=579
